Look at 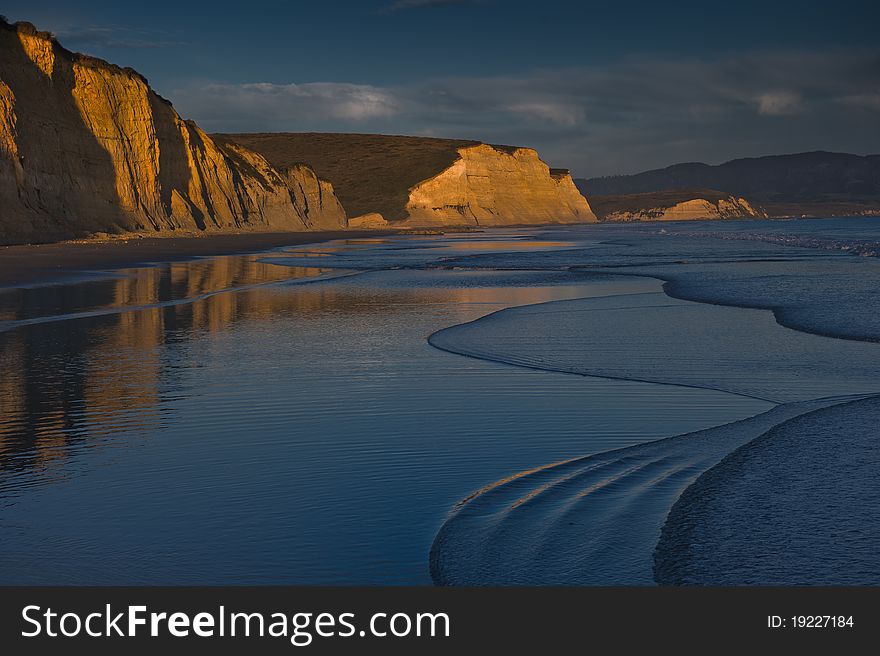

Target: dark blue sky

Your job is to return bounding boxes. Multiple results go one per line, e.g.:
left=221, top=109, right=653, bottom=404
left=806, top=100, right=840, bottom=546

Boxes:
left=5, top=1, right=880, bottom=176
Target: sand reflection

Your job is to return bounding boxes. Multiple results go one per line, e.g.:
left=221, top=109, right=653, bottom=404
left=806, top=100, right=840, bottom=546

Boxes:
left=0, top=251, right=590, bottom=486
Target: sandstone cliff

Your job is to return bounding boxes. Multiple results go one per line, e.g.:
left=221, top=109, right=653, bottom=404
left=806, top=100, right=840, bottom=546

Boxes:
left=402, top=145, right=595, bottom=226
left=221, top=133, right=597, bottom=227
left=281, top=164, right=346, bottom=230
left=347, top=213, right=390, bottom=229
left=589, top=189, right=767, bottom=222
left=0, top=21, right=345, bottom=244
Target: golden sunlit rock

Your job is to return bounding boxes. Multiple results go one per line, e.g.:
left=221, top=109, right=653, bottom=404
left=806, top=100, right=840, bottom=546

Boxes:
left=603, top=196, right=766, bottom=222
left=0, top=21, right=345, bottom=244
left=221, top=133, right=598, bottom=229
left=403, top=144, right=597, bottom=227
left=347, top=212, right=390, bottom=228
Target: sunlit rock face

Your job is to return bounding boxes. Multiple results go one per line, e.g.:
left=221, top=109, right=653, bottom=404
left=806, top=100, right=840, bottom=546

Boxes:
left=0, top=21, right=344, bottom=244
left=281, top=164, right=347, bottom=230
left=604, top=196, right=766, bottom=222
left=219, top=133, right=596, bottom=229
left=403, top=145, right=597, bottom=227
left=347, top=213, right=390, bottom=228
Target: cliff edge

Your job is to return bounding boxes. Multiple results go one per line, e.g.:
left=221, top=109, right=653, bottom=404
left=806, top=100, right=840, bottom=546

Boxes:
left=0, top=20, right=345, bottom=245
left=403, top=144, right=595, bottom=226
left=220, top=133, right=597, bottom=227
left=588, top=189, right=767, bottom=222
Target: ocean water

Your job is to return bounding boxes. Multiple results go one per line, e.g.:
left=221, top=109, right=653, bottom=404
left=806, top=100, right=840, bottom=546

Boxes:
left=427, top=220, right=880, bottom=584
left=430, top=291, right=880, bottom=402
left=1, top=219, right=879, bottom=585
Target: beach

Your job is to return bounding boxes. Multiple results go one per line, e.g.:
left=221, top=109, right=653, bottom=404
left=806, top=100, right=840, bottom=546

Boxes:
left=0, top=230, right=394, bottom=287
left=1, top=220, right=879, bottom=584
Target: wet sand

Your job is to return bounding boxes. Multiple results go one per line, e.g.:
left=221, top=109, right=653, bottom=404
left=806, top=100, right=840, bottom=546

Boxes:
left=0, top=230, right=395, bottom=287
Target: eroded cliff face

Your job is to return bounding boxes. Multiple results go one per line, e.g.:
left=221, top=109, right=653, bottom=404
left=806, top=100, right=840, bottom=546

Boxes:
left=0, top=22, right=344, bottom=244
left=220, top=134, right=597, bottom=229
left=403, top=145, right=596, bottom=227
left=603, top=196, right=766, bottom=222
left=281, top=164, right=346, bottom=230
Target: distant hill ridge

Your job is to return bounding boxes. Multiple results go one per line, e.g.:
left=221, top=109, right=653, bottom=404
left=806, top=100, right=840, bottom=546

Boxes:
left=579, top=151, right=880, bottom=199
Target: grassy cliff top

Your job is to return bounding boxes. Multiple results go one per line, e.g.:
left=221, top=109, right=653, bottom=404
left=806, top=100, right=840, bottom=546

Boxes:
left=215, top=133, right=517, bottom=221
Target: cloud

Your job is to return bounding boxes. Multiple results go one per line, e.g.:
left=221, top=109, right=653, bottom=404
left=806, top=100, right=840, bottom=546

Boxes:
left=838, top=93, right=880, bottom=111
left=172, top=49, right=880, bottom=177
left=55, top=25, right=187, bottom=49
left=756, top=91, right=802, bottom=115
left=504, top=102, right=585, bottom=126
left=174, top=82, right=398, bottom=130
left=380, top=0, right=476, bottom=12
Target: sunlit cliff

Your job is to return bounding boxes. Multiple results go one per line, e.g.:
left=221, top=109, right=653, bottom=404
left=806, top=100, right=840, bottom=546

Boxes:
left=221, top=133, right=598, bottom=228
left=0, top=20, right=346, bottom=244
left=588, top=188, right=768, bottom=222
left=403, top=144, right=596, bottom=226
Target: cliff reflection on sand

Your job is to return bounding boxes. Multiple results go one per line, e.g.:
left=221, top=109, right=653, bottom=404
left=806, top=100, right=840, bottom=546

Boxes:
left=0, top=252, right=581, bottom=491
left=0, top=255, right=328, bottom=486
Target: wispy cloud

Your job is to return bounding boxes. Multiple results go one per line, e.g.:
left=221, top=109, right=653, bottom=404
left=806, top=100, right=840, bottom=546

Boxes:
left=755, top=91, right=802, bottom=116
left=175, top=82, right=398, bottom=129
left=172, top=49, right=880, bottom=177
left=838, top=92, right=880, bottom=111
left=55, top=25, right=187, bottom=49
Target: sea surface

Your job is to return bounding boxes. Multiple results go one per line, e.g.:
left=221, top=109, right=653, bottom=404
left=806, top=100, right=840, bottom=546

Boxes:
left=1, top=218, right=879, bottom=585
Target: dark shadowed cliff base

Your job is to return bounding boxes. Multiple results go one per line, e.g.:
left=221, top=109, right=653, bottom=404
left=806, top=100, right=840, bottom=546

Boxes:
left=0, top=230, right=393, bottom=287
